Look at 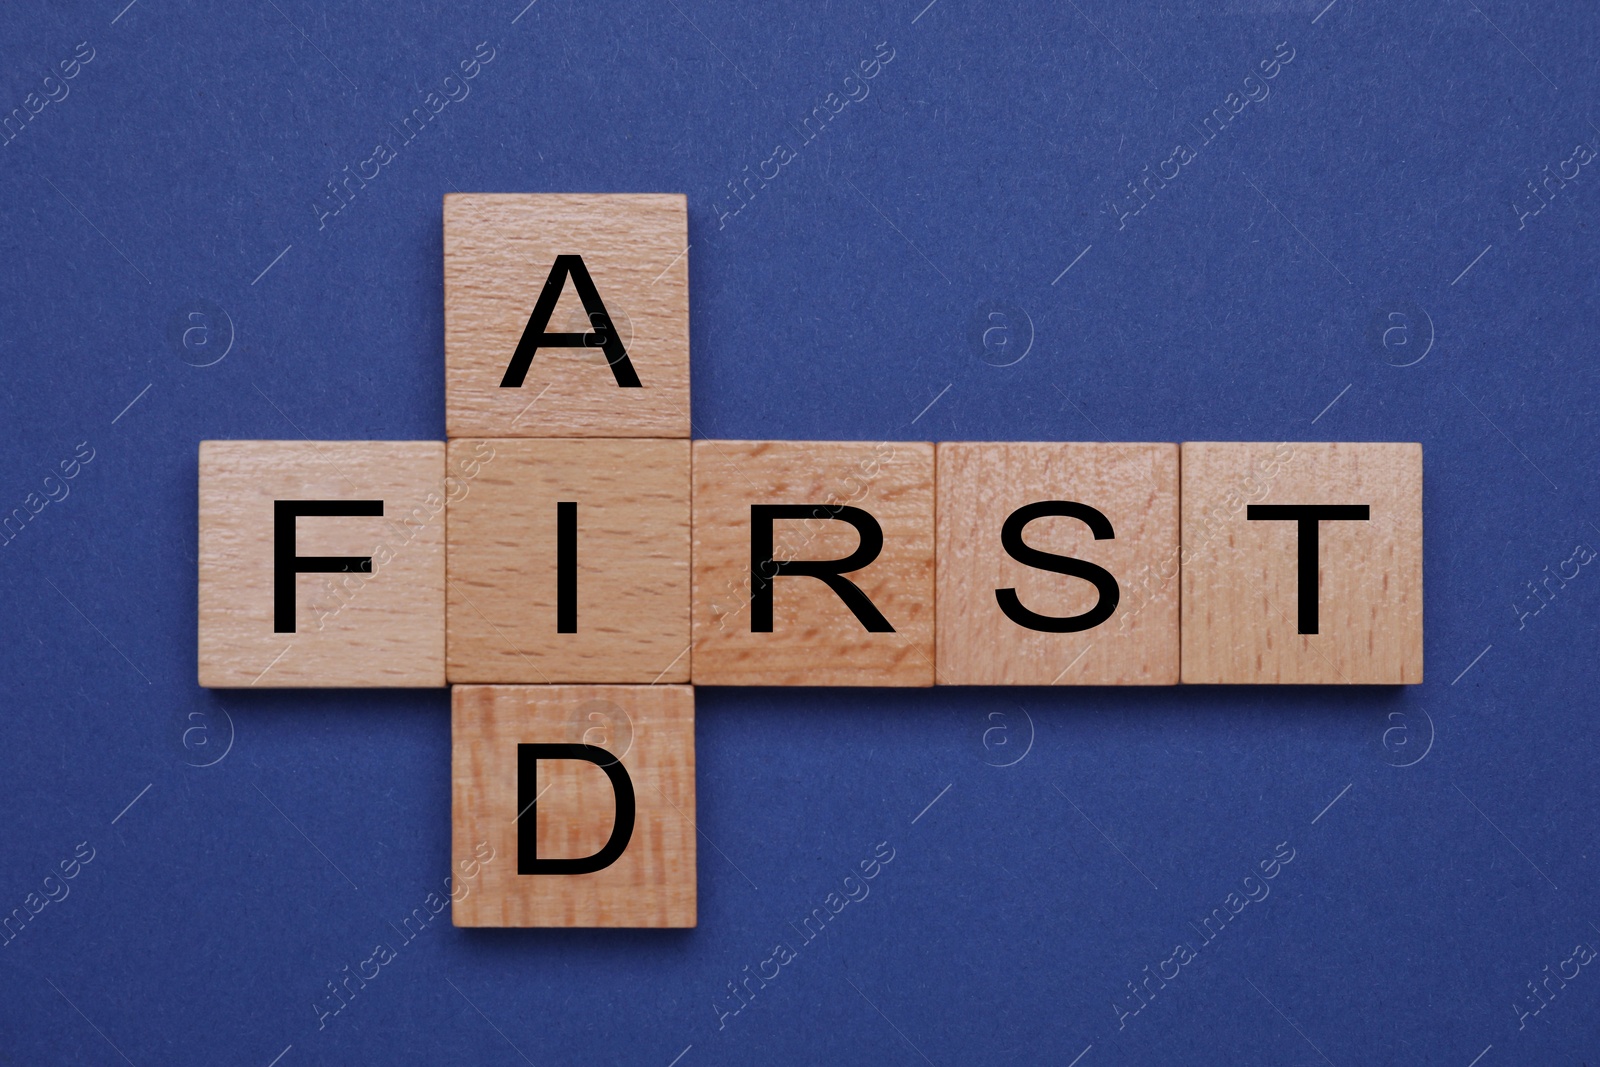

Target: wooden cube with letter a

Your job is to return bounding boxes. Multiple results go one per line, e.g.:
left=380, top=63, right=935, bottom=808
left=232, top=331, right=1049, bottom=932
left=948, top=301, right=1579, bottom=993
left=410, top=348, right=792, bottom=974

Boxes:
left=446, top=438, right=690, bottom=683
left=1181, top=442, right=1423, bottom=684
left=197, top=441, right=446, bottom=687
left=937, top=442, right=1180, bottom=685
left=452, top=684, right=695, bottom=928
left=444, top=193, right=689, bottom=439
left=691, top=441, right=935, bottom=686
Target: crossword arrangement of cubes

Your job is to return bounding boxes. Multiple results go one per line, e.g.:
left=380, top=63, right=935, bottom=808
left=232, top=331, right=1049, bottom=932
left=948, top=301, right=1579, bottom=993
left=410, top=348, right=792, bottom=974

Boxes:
left=196, top=194, right=1424, bottom=928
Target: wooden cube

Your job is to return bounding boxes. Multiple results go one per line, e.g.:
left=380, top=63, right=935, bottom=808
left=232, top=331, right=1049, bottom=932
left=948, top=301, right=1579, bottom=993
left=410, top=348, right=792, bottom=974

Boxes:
left=452, top=684, right=695, bottom=928
left=936, top=442, right=1180, bottom=685
left=446, top=439, right=690, bottom=684
left=691, top=441, right=935, bottom=686
left=198, top=441, right=445, bottom=687
left=1181, top=442, right=1423, bottom=684
left=444, top=194, right=689, bottom=439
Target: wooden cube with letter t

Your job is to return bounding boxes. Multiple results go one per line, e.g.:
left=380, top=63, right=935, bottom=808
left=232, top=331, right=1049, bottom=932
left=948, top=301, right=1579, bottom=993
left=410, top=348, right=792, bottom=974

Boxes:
left=444, top=193, right=689, bottom=439
left=197, top=440, right=446, bottom=688
left=452, top=684, right=696, bottom=928
left=1180, top=442, right=1423, bottom=684
left=691, top=440, right=936, bottom=686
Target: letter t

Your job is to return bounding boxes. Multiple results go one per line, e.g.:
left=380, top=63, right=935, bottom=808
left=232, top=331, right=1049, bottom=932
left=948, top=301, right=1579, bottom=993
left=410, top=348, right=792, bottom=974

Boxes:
left=1246, top=504, right=1370, bottom=634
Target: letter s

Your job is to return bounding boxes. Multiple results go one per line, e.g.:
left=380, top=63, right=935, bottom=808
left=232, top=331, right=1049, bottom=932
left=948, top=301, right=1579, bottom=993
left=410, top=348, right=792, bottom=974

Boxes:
left=994, top=501, right=1120, bottom=633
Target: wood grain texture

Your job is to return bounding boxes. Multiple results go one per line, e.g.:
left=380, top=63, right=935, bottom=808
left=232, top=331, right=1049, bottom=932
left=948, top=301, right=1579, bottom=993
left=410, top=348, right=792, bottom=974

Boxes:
left=1180, top=442, right=1423, bottom=684
left=198, top=441, right=445, bottom=687
left=444, top=194, right=689, bottom=439
left=446, top=439, right=690, bottom=683
left=452, top=684, right=695, bottom=928
left=936, top=442, right=1180, bottom=685
left=691, top=440, right=935, bottom=686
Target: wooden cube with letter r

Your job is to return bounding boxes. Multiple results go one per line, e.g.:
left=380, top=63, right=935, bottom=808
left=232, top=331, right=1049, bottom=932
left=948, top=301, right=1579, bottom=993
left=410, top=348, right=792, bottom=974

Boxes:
left=691, top=440, right=936, bottom=686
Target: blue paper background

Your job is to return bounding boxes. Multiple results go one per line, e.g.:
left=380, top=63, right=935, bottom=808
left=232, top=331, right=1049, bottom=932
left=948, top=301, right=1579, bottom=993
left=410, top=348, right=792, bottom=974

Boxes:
left=2, top=0, right=1597, bottom=1063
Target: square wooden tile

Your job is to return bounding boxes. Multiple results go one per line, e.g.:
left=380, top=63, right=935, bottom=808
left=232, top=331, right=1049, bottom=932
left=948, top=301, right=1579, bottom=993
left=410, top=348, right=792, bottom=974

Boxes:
left=452, top=684, right=695, bottom=928
left=444, top=194, right=689, bottom=439
left=691, top=440, right=935, bottom=686
left=1181, top=442, right=1423, bottom=684
left=937, top=442, right=1180, bottom=685
left=198, top=441, right=445, bottom=687
left=446, top=439, right=690, bottom=684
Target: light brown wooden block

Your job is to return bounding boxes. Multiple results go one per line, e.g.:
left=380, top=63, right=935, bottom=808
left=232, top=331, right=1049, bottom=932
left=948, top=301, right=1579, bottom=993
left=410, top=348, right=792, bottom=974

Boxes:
left=452, top=684, right=695, bottom=928
left=444, top=194, right=689, bottom=439
left=446, top=439, right=690, bottom=684
left=1181, top=442, right=1423, bottom=684
left=197, top=441, right=445, bottom=687
left=691, top=440, right=935, bottom=686
left=936, top=442, right=1179, bottom=685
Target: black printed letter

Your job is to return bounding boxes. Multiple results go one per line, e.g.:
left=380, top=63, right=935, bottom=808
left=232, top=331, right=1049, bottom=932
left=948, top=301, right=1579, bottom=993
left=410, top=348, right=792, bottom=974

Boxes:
left=749, top=504, right=894, bottom=633
left=500, top=255, right=640, bottom=388
left=1246, top=504, right=1370, bottom=634
left=517, top=743, right=635, bottom=875
left=274, top=499, right=383, bottom=633
left=556, top=501, right=577, bottom=633
left=994, top=501, right=1120, bottom=633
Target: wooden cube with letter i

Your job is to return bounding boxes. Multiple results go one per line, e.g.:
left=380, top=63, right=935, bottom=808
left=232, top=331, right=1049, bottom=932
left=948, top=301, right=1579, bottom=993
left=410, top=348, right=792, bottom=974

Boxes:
left=445, top=438, right=691, bottom=684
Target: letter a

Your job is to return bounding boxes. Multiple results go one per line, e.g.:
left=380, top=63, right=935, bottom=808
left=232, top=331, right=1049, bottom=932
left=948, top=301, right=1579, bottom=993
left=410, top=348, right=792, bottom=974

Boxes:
left=500, top=255, right=641, bottom=388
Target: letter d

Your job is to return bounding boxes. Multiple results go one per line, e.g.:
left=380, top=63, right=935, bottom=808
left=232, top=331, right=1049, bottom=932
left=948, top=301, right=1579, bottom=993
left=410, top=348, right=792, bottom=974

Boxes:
left=516, top=743, right=635, bottom=875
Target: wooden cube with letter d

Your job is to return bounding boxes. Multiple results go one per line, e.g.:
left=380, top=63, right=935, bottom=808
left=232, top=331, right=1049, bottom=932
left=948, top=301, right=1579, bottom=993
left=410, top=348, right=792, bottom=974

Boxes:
left=452, top=684, right=696, bottom=927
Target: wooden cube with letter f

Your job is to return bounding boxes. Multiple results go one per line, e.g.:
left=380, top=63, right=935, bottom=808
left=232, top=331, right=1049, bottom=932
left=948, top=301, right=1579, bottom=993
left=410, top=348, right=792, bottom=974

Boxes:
left=452, top=684, right=696, bottom=927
